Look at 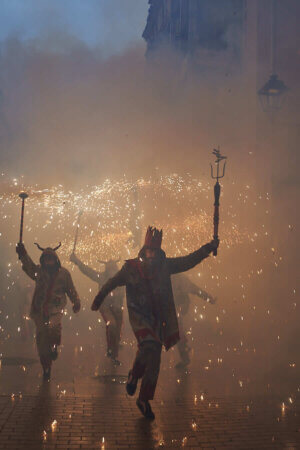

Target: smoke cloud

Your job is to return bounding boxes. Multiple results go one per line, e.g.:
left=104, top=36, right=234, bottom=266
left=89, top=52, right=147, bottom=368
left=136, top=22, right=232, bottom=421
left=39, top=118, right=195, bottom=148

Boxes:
left=0, top=1, right=299, bottom=395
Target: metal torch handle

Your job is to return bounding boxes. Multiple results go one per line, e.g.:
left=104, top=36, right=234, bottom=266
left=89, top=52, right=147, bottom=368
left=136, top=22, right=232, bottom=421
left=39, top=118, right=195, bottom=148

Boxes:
left=73, top=226, right=79, bottom=253
left=19, top=199, right=25, bottom=244
left=73, top=211, right=83, bottom=253
left=213, top=182, right=221, bottom=256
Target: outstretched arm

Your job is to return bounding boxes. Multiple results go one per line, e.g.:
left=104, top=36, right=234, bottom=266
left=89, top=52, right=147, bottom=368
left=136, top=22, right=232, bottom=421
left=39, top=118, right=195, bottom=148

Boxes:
left=196, top=287, right=216, bottom=303
left=91, top=265, right=127, bottom=311
left=167, top=240, right=218, bottom=275
left=65, top=270, right=81, bottom=313
left=179, top=275, right=201, bottom=295
left=16, top=243, right=39, bottom=281
left=184, top=276, right=214, bottom=302
left=70, top=253, right=102, bottom=284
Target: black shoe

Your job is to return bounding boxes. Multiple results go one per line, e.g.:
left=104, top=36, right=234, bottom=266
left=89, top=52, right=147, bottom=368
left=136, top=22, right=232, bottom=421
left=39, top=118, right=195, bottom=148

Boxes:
left=43, top=367, right=51, bottom=382
left=107, top=350, right=121, bottom=366
left=136, top=399, right=155, bottom=420
left=126, top=370, right=138, bottom=396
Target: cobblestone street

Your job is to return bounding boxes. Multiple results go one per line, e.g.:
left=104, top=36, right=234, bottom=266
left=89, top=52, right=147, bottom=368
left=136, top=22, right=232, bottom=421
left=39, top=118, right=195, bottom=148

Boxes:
left=0, top=390, right=299, bottom=449
left=0, top=391, right=299, bottom=449
left=0, top=331, right=298, bottom=449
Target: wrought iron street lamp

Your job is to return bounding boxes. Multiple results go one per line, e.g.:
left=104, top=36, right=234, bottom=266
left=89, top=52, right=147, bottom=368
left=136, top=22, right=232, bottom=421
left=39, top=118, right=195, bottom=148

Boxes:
left=258, top=0, right=289, bottom=112
left=258, top=73, right=288, bottom=112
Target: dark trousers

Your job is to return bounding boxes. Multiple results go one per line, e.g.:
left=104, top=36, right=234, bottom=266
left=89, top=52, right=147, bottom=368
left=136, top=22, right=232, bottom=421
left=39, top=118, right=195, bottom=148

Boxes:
left=34, top=313, right=62, bottom=369
left=131, top=341, right=162, bottom=401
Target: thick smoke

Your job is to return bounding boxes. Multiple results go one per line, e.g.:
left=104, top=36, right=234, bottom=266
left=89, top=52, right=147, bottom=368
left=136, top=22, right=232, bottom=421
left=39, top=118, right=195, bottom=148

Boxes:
left=0, top=36, right=257, bottom=185
left=0, top=1, right=299, bottom=394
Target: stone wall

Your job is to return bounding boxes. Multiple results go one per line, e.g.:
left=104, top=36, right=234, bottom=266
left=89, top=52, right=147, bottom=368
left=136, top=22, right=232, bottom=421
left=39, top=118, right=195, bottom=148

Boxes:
left=143, top=0, right=246, bottom=62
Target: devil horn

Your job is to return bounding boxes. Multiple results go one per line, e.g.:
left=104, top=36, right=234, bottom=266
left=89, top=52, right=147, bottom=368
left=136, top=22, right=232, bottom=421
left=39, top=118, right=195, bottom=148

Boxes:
left=53, top=242, right=62, bottom=251
left=34, top=243, right=45, bottom=251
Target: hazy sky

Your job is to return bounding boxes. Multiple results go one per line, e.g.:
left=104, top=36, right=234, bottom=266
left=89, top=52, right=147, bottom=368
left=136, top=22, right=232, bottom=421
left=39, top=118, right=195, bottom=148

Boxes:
left=0, top=0, right=149, bottom=55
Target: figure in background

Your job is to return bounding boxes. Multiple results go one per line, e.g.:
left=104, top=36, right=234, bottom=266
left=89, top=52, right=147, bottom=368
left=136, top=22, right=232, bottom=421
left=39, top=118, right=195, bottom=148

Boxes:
left=15, top=275, right=35, bottom=341
left=172, top=273, right=216, bottom=369
left=91, top=226, right=219, bottom=420
left=70, top=254, right=124, bottom=366
left=16, top=242, right=81, bottom=381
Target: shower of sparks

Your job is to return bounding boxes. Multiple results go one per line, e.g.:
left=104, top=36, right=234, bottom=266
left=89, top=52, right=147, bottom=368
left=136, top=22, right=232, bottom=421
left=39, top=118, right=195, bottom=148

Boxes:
left=0, top=171, right=298, bottom=413
left=51, top=420, right=58, bottom=432
left=0, top=173, right=244, bottom=266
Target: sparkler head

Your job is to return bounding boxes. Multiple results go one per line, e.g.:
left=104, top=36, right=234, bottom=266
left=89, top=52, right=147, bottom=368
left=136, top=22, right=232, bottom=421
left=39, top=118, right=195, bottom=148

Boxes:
left=144, top=226, right=163, bottom=250
left=19, top=192, right=28, bottom=200
left=210, top=148, right=227, bottom=181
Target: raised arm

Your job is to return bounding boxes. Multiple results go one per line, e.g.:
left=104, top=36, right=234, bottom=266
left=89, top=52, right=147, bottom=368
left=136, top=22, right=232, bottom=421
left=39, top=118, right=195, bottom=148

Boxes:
left=65, top=269, right=81, bottom=313
left=167, top=240, right=218, bottom=275
left=16, top=243, right=39, bottom=281
left=70, top=253, right=103, bottom=284
left=91, top=264, right=127, bottom=311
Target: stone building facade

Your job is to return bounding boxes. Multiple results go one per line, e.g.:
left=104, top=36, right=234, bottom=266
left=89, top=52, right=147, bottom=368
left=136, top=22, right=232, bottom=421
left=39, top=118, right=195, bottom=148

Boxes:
left=143, top=0, right=246, bottom=69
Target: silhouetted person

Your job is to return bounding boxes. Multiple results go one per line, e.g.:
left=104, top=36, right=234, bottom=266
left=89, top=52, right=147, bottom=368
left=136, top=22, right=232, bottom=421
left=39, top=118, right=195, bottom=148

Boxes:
left=91, top=226, right=219, bottom=419
left=172, top=273, right=216, bottom=368
left=70, top=253, right=124, bottom=366
left=16, top=242, right=81, bottom=381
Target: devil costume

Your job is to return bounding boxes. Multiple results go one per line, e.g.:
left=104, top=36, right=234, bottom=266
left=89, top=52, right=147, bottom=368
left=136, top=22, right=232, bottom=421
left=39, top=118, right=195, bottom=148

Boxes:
left=91, top=226, right=218, bottom=419
left=16, top=242, right=81, bottom=380
left=70, top=254, right=124, bottom=363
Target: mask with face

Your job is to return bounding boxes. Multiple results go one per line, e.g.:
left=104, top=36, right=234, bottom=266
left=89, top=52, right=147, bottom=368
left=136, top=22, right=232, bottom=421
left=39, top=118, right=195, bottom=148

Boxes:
left=44, top=261, right=58, bottom=275
left=35, top=243, right=61, bottom=274
left=146, top=257, right=157, bottom=273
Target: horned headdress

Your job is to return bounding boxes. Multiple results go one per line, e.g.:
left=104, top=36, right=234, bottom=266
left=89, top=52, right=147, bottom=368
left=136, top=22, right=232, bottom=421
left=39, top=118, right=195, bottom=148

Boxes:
left=34, top=242, right=62, bottom=252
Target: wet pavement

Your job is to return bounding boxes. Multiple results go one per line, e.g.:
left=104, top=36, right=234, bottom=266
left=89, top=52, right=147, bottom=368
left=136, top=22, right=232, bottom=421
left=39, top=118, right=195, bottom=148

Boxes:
left=0, top=318, right=299, bottom=449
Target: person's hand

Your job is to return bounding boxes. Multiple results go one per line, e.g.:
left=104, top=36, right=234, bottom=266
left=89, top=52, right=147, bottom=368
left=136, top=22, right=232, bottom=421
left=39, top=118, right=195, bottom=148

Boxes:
left=91, top=294, right=102, bottom=311
left=16, top=243, right=26, bottom=258
left=210, top=238, right=219, bottom=252
left=70, top=253, right=77, bottom=264
left=207, top=296, right=217, bottom=305
left=73, top=301, right=81, bottom=313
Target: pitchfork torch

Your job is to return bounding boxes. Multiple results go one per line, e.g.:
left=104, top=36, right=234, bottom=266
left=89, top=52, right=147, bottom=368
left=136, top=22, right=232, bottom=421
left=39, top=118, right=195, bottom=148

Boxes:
left=210, top=148, right=227, bottom=256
